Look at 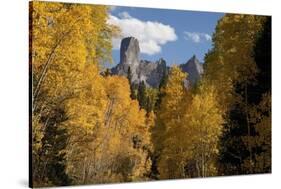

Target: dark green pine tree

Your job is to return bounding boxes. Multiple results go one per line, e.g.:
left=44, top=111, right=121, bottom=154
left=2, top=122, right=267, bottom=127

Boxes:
left=127, top=66, right=137, bottom=99
left=103, top=68, right=111, bottom=77
left=137, top=80, right=147, bottom=109
left=155, top=67, right=168, bottom=110
left=37, top=107, right=72, bottom=186
left=145, top=96, right=153, bottom=113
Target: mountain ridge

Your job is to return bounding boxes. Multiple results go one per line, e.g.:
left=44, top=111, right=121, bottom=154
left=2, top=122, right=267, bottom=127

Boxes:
left=111, top=37, right=204, bottom=88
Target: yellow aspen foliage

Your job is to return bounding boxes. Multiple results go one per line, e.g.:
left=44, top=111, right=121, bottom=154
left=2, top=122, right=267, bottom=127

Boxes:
left=30, top=2, right=271, bottom=185
left=156, top=67, right=224, bottom=179
left=31, top=2, right=151, bottom=184
left=30, top=1, right=118, bottom=186
left=156, top=66, right=187, bottom=136
left=204, top=14, right=266, bottom=111
left=63, top=75, right=151, bottom=184
left=155, top=66, right=189, bottom=179
left=182, top=82, right=224, bottom=177
left=64, top=64, right=106, bottom=132
left=31, top=1, right=115, bottom=114
left=160, top=66, right=187, bottom=116
left=103, top=76, right=151, bottom=182
left=203, top=15, right=271, bottom=176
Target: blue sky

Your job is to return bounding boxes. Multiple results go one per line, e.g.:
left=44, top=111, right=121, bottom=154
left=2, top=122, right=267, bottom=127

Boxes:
left=108, top=6, right=224, bottom=66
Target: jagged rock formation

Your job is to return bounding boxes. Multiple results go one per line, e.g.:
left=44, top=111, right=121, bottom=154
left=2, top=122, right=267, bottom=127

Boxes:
left=179, top=55, right=204, bottom=86
left=111, top=37, right=203, bottom=88
left=111, top=37, right=167, bottom=88
left=137, top=59, right=167, bottom=87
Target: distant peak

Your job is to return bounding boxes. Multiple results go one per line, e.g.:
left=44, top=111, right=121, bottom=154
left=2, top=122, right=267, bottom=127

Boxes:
left=184, top=55, right=199, bottom=66
left=123, top=36, right=138, bottom=41
left=120, top=37, right=140, bottom=66
left=120, top=37, right=139, bottom=48
left=158, top=58, right=166, bottom=63
left=190, top=54, right=197, bottom=61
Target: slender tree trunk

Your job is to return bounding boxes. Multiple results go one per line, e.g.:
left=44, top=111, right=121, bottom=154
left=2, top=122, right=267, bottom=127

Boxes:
left=196, top=160, right=201, bottom=177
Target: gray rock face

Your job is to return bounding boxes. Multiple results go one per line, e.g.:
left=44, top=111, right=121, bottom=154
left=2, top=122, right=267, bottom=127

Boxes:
left=179, top=55, right=204, bottom=86
left=111, top=37, right=140, bottom=82
left=137, top=58, right=167, bottom=87
left=111, top=37, right=167, bottom=88
left=111, top=37, right=203, bottom=88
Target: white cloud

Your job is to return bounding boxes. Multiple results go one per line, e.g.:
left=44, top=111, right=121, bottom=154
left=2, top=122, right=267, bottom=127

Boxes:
left=107, top=12, right=177, bottom=55
left=118, top=11, right=132, bottom=19
left=183, top=32, right=212, bottom=43
left=184, top=32, right=200, bottom=43
left=204, top=33, right=212, bottom=41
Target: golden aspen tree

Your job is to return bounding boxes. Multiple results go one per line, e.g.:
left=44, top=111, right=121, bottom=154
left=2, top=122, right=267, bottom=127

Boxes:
left=62, top=64, right=108, bottom=185
left=103, top=76, right=151, bottom=182
left=31, top=2, right=114, bottom=112
left=155, top=66, right=189, bottom=179
left=204, top=14, right=265, bottom=111
left=30, top=1, right=115, bottom=186
left=182, top=82, right=224, bottom=177
left=64, top=75, right=151, bottom=184
left=155, top=67, right=223, bottom=179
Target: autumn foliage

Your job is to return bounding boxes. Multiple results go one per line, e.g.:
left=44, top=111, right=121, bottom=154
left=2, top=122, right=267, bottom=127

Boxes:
left=30, top=2, right=271, bottom=187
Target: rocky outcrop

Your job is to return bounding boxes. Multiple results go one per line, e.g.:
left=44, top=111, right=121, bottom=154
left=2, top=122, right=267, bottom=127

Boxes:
left=111, top=37, right=167, bottom=88
left=179, top=55, right=204, bottom=86
left=111, top=37, right=203, bottom=88
left=137, top=58, right=167, bottom=87
left=111, top=37, right=140, bottom=82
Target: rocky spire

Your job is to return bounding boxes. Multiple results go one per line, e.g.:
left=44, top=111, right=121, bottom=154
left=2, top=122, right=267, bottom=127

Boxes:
left=120, top=37, right=140, bottom=66
left=111, top=37, right=140, bottom=82
left=179, top=55, right=203, bottom=86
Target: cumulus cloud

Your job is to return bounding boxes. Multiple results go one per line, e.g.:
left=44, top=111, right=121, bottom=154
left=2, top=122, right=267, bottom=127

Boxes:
left=183, top=32, right=212, bottom=43
left=107, top=12, right=177, bottom=55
